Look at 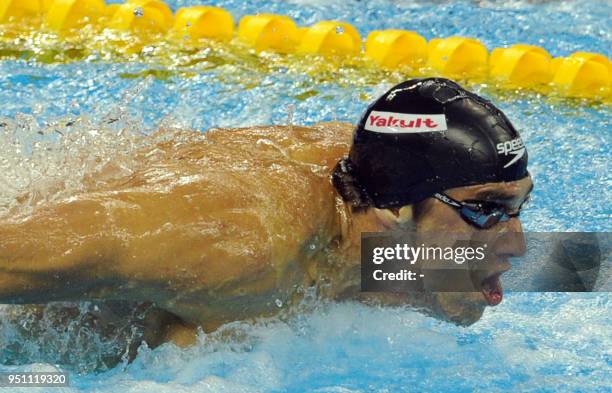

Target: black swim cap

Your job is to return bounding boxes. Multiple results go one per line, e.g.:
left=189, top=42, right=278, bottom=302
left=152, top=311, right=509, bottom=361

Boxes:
left=332, top=78, right=529, bottom=209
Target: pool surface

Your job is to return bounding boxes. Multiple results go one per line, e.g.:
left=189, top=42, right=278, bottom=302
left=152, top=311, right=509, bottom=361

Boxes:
left=0, top=0, right=610, bottom=392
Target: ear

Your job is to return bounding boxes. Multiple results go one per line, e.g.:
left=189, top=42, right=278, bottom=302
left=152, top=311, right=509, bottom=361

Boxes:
left=373, top=205, right=415, bottom=230
left=372, top=208, right=398, bottom=230
left=397, top=206, right=414, bottom=227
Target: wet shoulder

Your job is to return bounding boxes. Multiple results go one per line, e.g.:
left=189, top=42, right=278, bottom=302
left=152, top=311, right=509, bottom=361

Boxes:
left=201, top=121, right=353, bottom=169
left=143, top=124, right=350, bottom=282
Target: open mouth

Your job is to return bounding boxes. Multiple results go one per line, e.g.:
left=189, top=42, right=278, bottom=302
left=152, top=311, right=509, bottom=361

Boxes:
left=481, top=273, right=503, bottom=306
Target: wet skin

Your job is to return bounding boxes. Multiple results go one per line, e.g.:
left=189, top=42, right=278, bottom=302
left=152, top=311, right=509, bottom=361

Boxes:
left=0, top=122, right=532, bottom=345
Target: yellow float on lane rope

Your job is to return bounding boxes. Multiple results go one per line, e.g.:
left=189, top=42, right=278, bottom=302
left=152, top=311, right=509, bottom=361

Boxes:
left=427, top=36, right=488, bottom=79
left=105, top=3, right=119, bottom=17
left=489, top=44, right=553, bottom=88
left=551, top=52, right=611, bottom=98
left=298, top=21, right=361, bottom=56
left=238, top=14, right=300, bottom=53
left=365, top=29, right=427, bottom=70
left=44, top=0, right=107, bottom=33
left=108, top=0, right=174, bottom=35
left=0, top=2, right=608, bottom=104
left=0, top=0, right=52, bottom=23
left=173, top=6, right=234, bottom=42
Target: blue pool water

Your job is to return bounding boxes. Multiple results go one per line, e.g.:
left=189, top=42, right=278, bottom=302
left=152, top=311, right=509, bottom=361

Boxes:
left=0, top=0, right=610, bottom=392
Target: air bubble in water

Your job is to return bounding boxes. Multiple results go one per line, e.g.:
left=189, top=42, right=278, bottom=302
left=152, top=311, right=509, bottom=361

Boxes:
left=335, top=26, right=344, bottom=34
left=275, top=299, right=283, bottom=308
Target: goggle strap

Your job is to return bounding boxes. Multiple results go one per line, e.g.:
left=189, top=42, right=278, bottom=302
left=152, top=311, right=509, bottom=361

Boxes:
left=433, top=192, right=462, bottom=208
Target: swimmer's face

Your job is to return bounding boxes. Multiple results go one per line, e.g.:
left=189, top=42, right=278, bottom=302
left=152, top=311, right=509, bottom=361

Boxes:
left=415, top=175, right=533, bottom=325
left=368, top=175, right=533, bottom=325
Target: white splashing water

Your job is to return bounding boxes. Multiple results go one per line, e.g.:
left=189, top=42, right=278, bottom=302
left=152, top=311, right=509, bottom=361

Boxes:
left=0, top=80, right=155, bottom=219
left=1, top=294, right=606, bottom=392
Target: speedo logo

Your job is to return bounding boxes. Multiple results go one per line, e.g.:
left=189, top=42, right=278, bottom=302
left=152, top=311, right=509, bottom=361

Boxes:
left=497, top=137, right=526, bottom=168
left=365, top=111, right=448, bottom=133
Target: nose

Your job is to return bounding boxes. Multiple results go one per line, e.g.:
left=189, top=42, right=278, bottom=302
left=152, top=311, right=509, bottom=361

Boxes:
left=496, top=217, right=527, bottom=257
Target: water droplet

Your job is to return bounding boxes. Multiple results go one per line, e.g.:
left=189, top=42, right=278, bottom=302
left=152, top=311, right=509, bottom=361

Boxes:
left=335, top=26, right=344, bottom=34
left=275, top=298, right=283, bottom=308
left=133, top=7, right=144, bottom=17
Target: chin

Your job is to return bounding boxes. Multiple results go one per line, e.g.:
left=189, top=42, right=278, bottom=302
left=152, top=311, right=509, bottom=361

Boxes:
left=432, top=292, right=487, bottom=326
left=355, top=291, right=488, bottom=326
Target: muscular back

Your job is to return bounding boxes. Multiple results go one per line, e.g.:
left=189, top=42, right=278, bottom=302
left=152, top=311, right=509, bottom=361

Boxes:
left=0, top=122, right=354, bottom=329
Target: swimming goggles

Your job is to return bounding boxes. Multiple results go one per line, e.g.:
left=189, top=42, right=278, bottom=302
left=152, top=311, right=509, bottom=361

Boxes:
left=432, top=192, right=529, bottom=229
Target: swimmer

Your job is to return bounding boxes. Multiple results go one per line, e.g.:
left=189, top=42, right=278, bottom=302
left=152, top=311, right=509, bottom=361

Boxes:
left=0, top=78, right=533, bottom=348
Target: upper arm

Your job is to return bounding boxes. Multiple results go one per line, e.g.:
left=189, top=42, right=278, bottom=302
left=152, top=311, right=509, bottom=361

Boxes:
left=0, top=125, right=342, bottom=307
